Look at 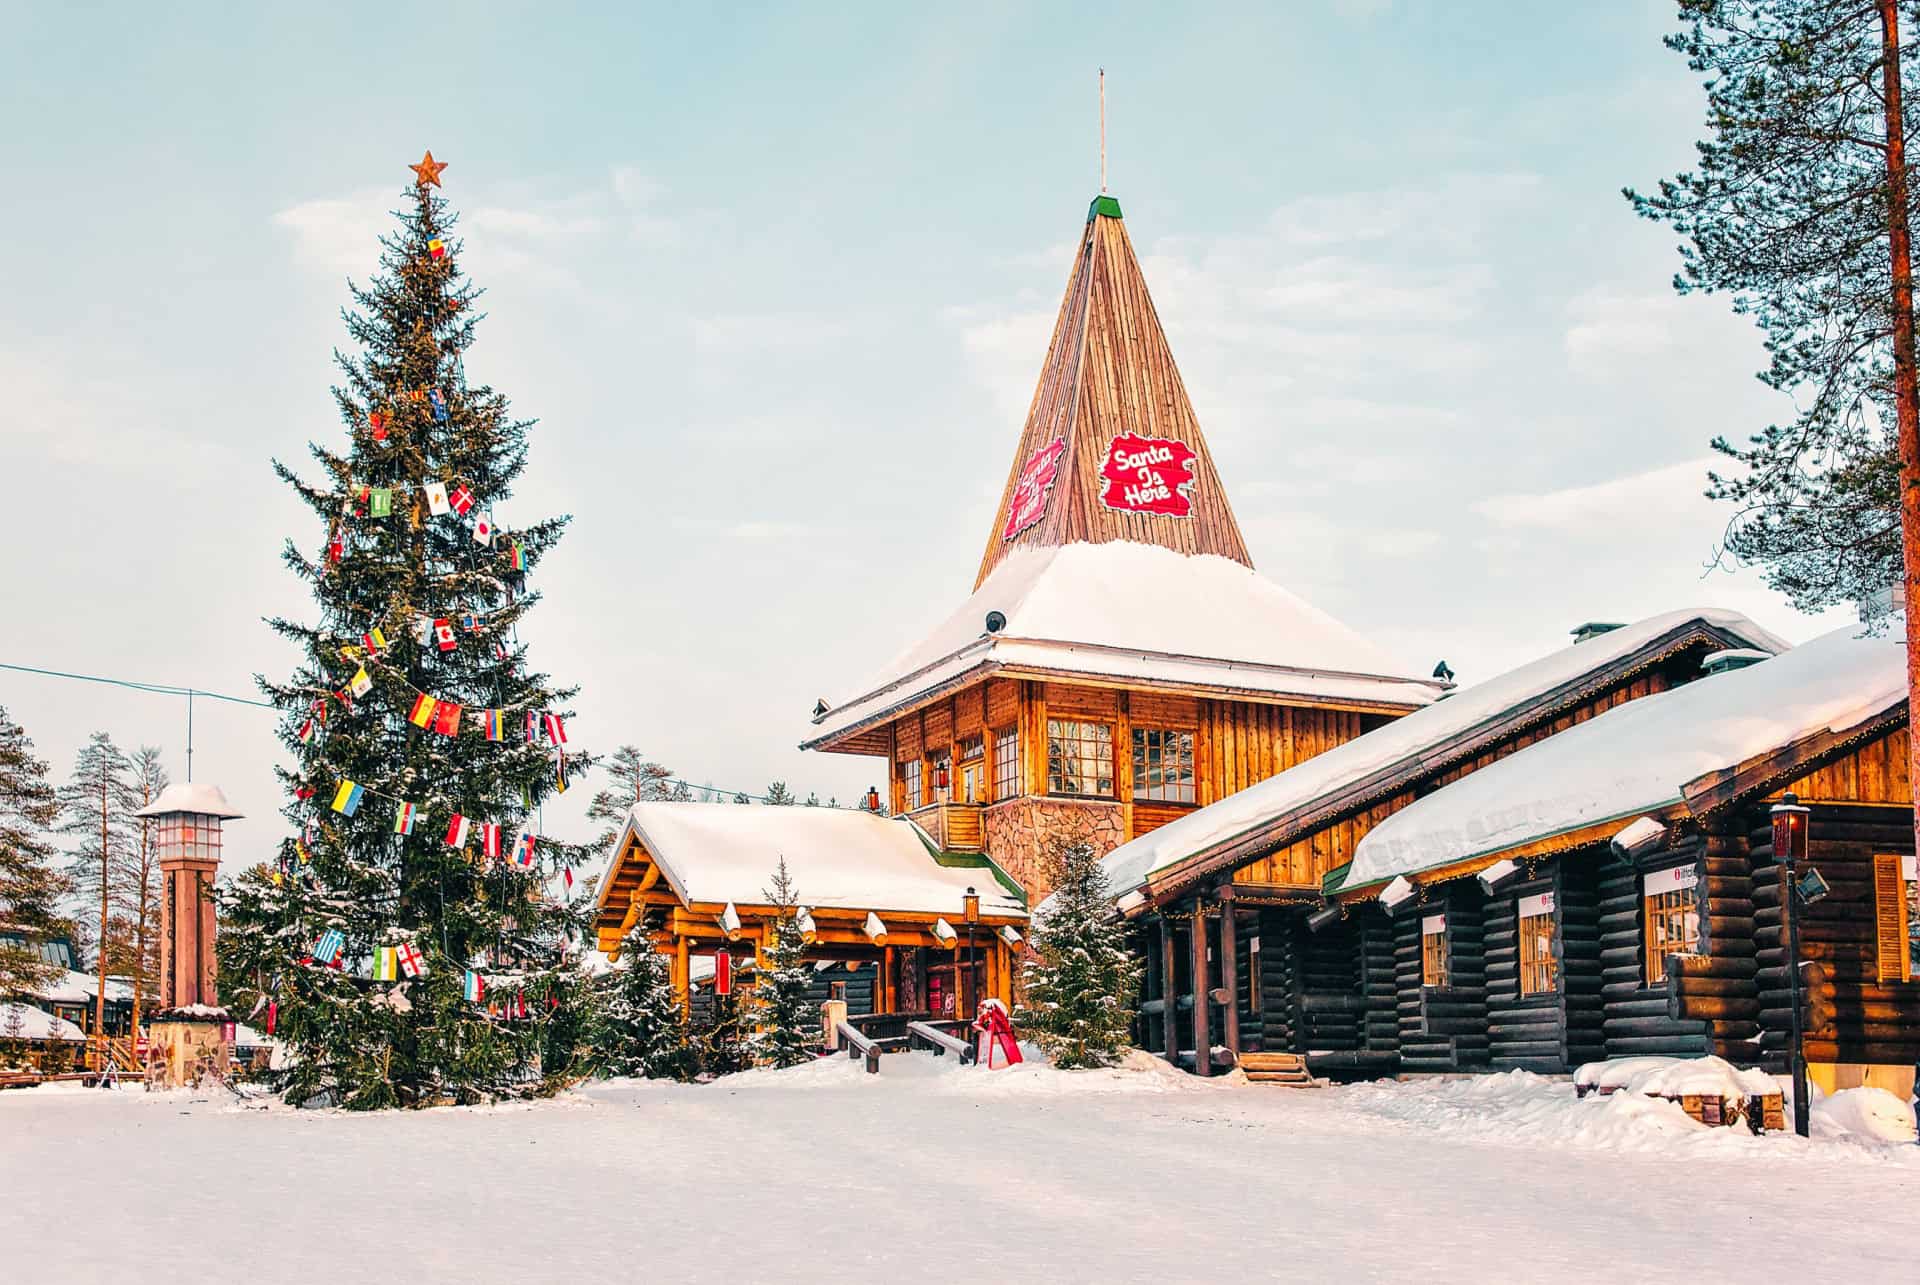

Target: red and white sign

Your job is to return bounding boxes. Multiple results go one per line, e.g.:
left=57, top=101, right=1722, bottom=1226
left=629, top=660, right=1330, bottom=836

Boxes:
left=1002, top=437, right=1068, bottom=541
left=713, top=950, right=733, bottom=996
left=1098, top=432, right=1198, bottom=517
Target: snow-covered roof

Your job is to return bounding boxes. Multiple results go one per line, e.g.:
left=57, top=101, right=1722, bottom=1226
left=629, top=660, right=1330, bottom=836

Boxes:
left=0, top=1002, right=86, bottom=1041
left=805, top=541, right=1445, bottom=747
left=611, top=802, right=1027, bottom=919
left=133, top=781, right=243, bottom=819
left=1345, top=615, right=1907, bottom=889
left=1095, top=608, right=1789, bottom=901
left=28, top=970, right=135, bottom=1005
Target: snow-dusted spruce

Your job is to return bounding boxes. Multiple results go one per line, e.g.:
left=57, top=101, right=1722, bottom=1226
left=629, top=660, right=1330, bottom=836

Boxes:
left=0, top=706, right=66, bottom=997
left=593, top=919, right=695, bottom=1080
left=1017, top=840, right=1141, bottom=1068
left=748, top=858, right=815, bottom=1069
left=217, top=171, right=594, bottom=1109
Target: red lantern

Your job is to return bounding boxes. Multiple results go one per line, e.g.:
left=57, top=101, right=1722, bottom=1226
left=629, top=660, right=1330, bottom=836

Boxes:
left=935, top=763, right=950, bottom=790
left=864, top=786, right=881, bottom=812
left=714, top=950, right=733, bottom=996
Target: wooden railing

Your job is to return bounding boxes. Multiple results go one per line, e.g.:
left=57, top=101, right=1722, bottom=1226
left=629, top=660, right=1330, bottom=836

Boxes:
left=906, top=1020, right=974, bottom=1063
left=87, top=1035, right=139, bottom=1074
left=834, top=1021, right=884, bottom=1074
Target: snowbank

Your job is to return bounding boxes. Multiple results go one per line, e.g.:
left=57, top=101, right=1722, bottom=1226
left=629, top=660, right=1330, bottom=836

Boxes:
left=1813, top=1087, right=1918, bottom=1144
left=0, top=1002, right=85, bottom=1042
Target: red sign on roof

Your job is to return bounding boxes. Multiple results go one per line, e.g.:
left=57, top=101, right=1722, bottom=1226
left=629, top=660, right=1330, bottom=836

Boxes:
left=1002, top=437, right=1068, bottom=541
left=1099, top=433, right=1197, bottom=517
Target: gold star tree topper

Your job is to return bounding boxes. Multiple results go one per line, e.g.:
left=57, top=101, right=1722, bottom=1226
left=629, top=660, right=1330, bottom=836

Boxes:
left=409, top=150, right=448, bottom=187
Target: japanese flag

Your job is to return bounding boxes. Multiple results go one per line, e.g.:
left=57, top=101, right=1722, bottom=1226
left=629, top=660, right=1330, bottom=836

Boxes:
left=472, top=515, right=495, bottom=546
left=424, top=481, right=451, bottom=516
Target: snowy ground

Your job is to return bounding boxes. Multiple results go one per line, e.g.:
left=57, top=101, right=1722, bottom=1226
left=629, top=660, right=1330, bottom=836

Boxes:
left=5, top=1055, right=1918, bottom=1283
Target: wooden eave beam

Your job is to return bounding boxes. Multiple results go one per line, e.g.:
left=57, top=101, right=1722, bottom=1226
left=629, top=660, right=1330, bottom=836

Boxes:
left=1679, top=706, right=1907, bottom=819
left=1142, top=622, right=1765, bottom=902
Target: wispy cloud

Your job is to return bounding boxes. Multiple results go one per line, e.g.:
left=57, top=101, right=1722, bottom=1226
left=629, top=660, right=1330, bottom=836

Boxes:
left=1475, top=458, right=1714, bottom=529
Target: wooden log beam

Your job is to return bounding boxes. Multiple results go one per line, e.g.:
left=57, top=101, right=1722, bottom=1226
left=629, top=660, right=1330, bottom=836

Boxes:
left=1190, top=900, right=1212, bottom=1077
left=1160, top=916, right=1178, bottom=1064
left=1219, top=903, right=1241, bottom=1057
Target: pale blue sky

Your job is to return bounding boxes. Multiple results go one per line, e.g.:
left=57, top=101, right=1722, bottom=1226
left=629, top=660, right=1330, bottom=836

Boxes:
left=0, top=2, right=1830, bottom=854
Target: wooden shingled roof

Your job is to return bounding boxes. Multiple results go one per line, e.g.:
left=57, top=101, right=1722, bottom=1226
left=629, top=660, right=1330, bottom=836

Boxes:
left=975, top=195, right=1252, bottom=588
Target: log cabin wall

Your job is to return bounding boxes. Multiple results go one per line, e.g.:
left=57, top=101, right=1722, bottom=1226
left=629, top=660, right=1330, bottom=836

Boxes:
left=1748, top=801, right=1920, bottom=1074
left=803, top=963, right=876, bottom=1018
left=1394, top=885, right=1489, bottom=1073
left=1359, top=909, right=1400, bottom=1067
left=1482, top=864, right=1604, bottom=1073
left=1599, top=837, right=1713, bottom=1059
left=1249, top=908, right=1298, bottom=1054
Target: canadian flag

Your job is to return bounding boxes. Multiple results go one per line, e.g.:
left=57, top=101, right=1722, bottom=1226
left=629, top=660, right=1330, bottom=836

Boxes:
left=433, top=618, right=457, bottom=652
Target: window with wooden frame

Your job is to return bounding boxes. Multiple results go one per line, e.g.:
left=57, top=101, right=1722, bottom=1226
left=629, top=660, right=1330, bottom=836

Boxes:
left=902, top=759, right=923, bottom=811
left=992, top=727, right=1019, bottom=800
left=1131, top=728, right=1197, bottom=803
left=1517, top=891, right=1558, bottom=996
left=1642, top=865, right=1700, bottom=985
left=1420, top=914, right=1450, bottom=989
left=1871, top=853, right=1919, bottom=984
left=1046, top=718, right=1114, bottom=797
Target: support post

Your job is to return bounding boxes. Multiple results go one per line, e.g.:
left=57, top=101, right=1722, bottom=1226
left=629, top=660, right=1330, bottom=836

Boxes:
left=881, top=945, right=894, bottom=1014
left=1159, top=914, right=1178, bottom=1064
left=1217, top=889, right=1240, bottom=1059
left=1190, top=899, right=1212, bottom=1077
left=673, top=935, right=691, bottom=1016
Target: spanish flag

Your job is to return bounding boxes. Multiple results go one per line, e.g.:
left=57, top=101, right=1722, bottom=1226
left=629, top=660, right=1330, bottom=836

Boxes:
left=409, top=693, right=438, bottom=729
left=428, top=237, right=447, bottom=260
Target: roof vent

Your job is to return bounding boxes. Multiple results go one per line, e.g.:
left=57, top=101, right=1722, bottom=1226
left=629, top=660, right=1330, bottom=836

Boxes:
left=812, top=698, right=830, bottom=719
left=984, top=610, right=1007, bottom=634
left=1431, top=659, right=1455, bottom=683
left=1700, top=648, right=1770, bottom=676
left=1570, top=621, right=1626, bottom=644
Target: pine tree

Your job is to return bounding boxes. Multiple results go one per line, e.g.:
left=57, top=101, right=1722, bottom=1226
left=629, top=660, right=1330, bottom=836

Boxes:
left=748, top=858, right=815, bottom=1068
left=763, top=781, right=795, bottom=806
left=1627, top=2, right=1910, bottom=613
left=1017, top=839, right=1140, bottom=1069
left=695, top=990, right=751, bottom=1076
left=55, top=732, right=133, bottom=980
left=593, top=919, right=694, bottom=1079
left=121, top=746, right=168, bottom=1027
left=216, top=157, right=594, bottom=1109
left=585, top=745, right=683, bottom=848
left=0, top=707, right=66, bottom=996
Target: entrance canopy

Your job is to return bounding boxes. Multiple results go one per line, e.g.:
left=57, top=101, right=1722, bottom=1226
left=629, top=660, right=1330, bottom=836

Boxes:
left=593, top=803, right=1027, bottom=956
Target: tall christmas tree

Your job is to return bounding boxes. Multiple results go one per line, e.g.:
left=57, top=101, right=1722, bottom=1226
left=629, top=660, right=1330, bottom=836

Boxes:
left=218, top=152, right=595, bottom=1109
left=1017, top=840, right=1140, bottom=1069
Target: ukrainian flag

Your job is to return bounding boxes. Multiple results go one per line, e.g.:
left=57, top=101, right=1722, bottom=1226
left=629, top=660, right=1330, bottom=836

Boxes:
left=331, top=780, right=364, bottom=817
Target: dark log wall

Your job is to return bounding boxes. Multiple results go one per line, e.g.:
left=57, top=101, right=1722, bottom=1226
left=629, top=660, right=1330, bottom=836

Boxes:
left=1394, top=884, right=1489, bottom=1073
left=1749, top=802, right=1920, bottom=1070
left=1600, top=836, right=1712, bottom=1058
left=1483, top=862, right=1605, bottom=1072
left=803, top=963, right=876, bottom=1018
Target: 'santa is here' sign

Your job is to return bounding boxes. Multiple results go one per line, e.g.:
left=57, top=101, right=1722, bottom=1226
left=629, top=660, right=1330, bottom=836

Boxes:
left=1099, top=433, right=1197, bottom=517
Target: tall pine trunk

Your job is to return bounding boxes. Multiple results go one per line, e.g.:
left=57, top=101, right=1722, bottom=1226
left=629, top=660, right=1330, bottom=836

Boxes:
left=94, top=767, right=109, bottom=1046
left=1880, top=0, right=1920, bottom=863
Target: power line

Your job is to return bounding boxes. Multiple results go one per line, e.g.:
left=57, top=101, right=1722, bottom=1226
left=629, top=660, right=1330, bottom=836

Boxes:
left=0, top=659, right=852, bottom=807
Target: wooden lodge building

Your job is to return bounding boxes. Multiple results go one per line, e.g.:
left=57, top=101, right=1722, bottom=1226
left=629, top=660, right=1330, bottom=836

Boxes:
left=593, top=803, right=1028, bottom=1021
left=1325, top=617, right=1918, bottom=1097
left=1098, top=608, right=1790, bottom=1076
left=802, top=193, right=1445, bottom=906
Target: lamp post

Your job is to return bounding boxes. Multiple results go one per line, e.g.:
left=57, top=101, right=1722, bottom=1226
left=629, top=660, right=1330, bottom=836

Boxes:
left=963, top=886, right=981, bottom=1019
left=131, top=782, right=242, bottom=1087
left=1771, top=792, right=1813, bottom=1137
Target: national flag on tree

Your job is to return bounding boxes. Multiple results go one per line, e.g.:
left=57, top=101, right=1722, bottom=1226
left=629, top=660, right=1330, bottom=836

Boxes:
left=433, top=618, right=457, bottom=652
left=369, top=410, right=387, bottom=439
left=396, top=942, right=426, bottom=978
left=432, top=701, right=462, bottom=737
left=392, top=801, right=417, bottom=835
left=312, top=929, right=346, bottom=966
left=448, top=485, right=475, bottom=516
left=511, top=832, right=537, bottom=868
left=481, top=822, right=502, bottom=860
left=472, top=515, right=494, bottom=545
left=372, top=946, right=398, bottom=981
left=524, top=710, right=538, bottom=744
left=409, top=694, right=437, bottom=728
left=445, top=814, right=472, bottom=849
left=482, top=708, right=503, bottom=741
left=362, top=626, right=388, bottom=654
left=348, top=667, right=373, bottom=699
left=429, top=388, right=448, bottom=422
left=427, top=236, right=446, bottom=259
left=554, top=752, right=570, bottom=795
left=463, top=970, right=486, bottom=1003
left=562, top=864, right=574, bottom=894
left=543, top=713, right=567, bottom=746
left=424, top=481, right=451, bottom=516
left=369, top=487, right=392, bottom=518
left=297, top=718, right=317, bottom=745
left=509, top=540, right=525, bottom=572
left=331, top=780, right=365, bottom=816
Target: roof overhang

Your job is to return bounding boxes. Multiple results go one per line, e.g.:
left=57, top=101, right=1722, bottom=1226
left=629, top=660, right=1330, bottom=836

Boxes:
left=1127, top=619, right=1766, bottom=903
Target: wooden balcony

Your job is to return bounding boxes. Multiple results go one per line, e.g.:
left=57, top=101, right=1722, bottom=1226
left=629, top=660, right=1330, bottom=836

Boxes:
left=905, top=802, right=984, bottom=853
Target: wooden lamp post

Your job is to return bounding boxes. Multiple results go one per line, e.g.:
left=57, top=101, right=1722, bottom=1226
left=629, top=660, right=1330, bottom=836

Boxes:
left=132, top=782, right=243, bottom=1085
left=1771, top=792, right=1813, bottom=1137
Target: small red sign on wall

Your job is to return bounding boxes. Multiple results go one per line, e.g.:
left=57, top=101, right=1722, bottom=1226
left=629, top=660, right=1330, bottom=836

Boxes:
left=1099, top=433, right=1197, bottom=517
left=1003, top=437, right=1068, bottom=541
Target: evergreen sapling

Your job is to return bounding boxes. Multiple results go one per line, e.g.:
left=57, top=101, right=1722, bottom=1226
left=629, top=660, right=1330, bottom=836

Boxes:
left=1017, top=839, right=1140, bottom=1069
left=748, top=858, right=816, bottom=1068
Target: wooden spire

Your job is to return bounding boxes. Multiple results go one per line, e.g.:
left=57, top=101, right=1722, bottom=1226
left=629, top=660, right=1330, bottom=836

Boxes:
left=975, top=197, right=1252, bottom=588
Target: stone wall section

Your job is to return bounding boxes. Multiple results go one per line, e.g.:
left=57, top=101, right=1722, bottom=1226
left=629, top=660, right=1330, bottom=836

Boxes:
left=985, top=797, right=1124, bottom=902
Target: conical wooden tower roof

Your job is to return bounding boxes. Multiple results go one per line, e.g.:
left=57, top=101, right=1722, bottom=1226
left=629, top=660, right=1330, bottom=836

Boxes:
left=977, top=195, right=1251, bottom=587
